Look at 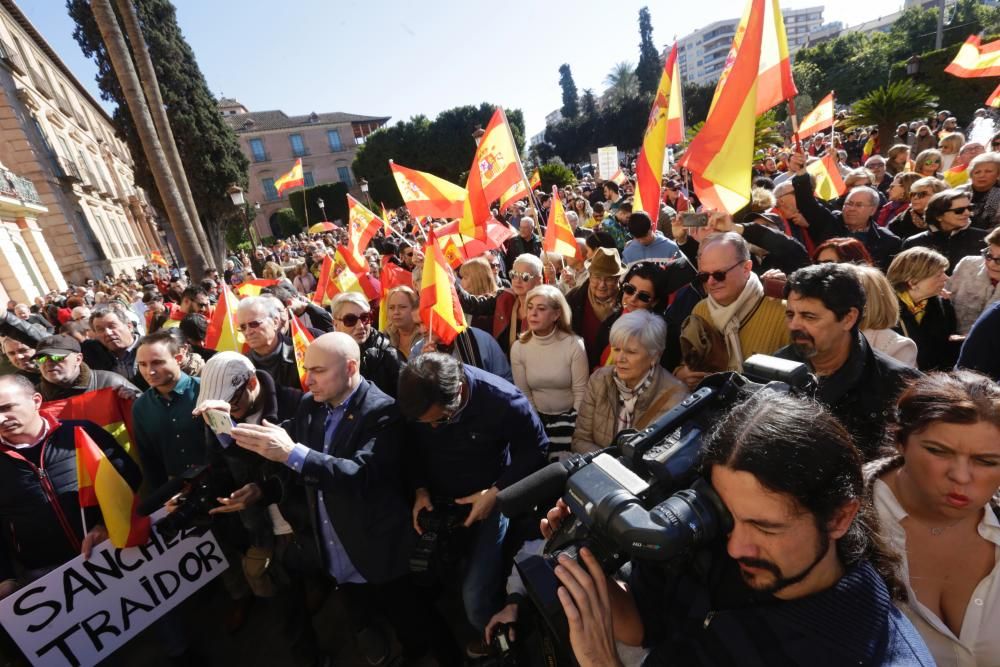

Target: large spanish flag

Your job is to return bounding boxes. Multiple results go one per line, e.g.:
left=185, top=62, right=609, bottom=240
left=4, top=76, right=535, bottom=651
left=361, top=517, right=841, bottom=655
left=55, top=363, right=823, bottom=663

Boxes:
left=288, top=316, right=314, bottom=391
left=75, top=426, right=150, bottom=548
left=41, top=387, right=138, bottom=462
left=204, top=288, right=243, bottom=353
left=460, top=108, right=524, bottom=242
left=543, top=187, right=581, bottom=261
left=680, top=0, right=796, bottom=213
left=806, top=152, right=847, bottom=201
left=634, top=43, right=681, bottom=220
left=945, top=35, right=1000, bottom=78
left=420, top=230, right=467, bottom=346
left=346, top=194, right=385, bottom=262
left=275, top=158, right=305, bottom=197
left=389, top=161, right=466, bottom=219
left=312, top=249, right=379, bottom=305
left=797, top=92, right=835, bottom=140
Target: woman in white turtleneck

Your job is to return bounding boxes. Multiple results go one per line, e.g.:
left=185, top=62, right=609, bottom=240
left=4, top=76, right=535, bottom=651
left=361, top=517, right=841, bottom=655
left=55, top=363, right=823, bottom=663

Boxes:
left=510, top=284, right=589, bottom=459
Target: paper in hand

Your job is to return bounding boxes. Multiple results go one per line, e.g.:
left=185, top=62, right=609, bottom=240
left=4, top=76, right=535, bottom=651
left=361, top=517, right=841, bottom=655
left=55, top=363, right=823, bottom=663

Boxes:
left=204, top=408, right=234, bottom=435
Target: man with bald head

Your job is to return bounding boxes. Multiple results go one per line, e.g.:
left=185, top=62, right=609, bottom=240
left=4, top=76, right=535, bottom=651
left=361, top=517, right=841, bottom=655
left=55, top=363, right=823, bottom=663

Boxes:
left=231, top=332, right=459, bottom=665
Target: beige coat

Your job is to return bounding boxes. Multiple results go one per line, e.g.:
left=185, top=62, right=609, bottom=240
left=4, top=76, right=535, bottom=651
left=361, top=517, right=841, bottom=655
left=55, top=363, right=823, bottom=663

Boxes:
left=572, top=366, right=689, bottom=454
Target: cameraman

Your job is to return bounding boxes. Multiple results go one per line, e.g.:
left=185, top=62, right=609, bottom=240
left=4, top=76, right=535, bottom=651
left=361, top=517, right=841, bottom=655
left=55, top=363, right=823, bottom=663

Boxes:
left=398, top=353, right=549, bottom=640
left=542, top=391, right=934, bottom=666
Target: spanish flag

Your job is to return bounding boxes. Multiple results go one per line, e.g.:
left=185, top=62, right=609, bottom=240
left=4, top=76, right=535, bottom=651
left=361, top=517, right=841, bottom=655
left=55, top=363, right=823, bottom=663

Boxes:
left=312, top=249, right=379, bottom=306
left=149, top=250, right=168, bottom=267
left=806, top=152, right=847, bottom=201
left=377, top=261, right=414, bottom=331
left=289, top=316, right=314, bottom=391
left=498, top=179, right=531, bottom=213
left=275, top=158, right=305, bottom=197
left=346, top=195, right=385, bottom=263
left=75, top=426, right=150, bottom=548
left=441, top=237, right=465, bottom=269
left=460, top=108, right=524, bottom=242
left=390, top=161, right=466, bottom=219
left=204, top=288, right=243, bottom=353
left=945, top=35, right=1000, bottom=78
left=41, top=387, right=139, bottom=462
left=529, top=169, right=541, bottom=190
left=235, top=279, right=279, bottom=298
left=634, top=43, right=681, bottom=220
left=543, top=187, right=581, bottom=261
left=420, top=230, right=467, bottom=346
left=797, top=92, right=835, bottom=140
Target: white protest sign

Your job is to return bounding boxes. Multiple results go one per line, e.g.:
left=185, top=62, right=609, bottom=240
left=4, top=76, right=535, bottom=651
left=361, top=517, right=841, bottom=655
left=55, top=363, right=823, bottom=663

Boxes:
left=597, top=146, right=619, bottom=181
left=0, top=523, right=228, bottom=667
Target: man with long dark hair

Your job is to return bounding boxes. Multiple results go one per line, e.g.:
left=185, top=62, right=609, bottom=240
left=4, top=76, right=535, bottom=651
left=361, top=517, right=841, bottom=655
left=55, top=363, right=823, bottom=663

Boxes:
left=544, top=391, right=934, bottom=666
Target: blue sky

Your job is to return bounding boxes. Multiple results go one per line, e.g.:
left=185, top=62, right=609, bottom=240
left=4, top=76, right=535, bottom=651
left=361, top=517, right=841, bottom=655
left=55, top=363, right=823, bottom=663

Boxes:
left=20, top=0, right=901, bottom=137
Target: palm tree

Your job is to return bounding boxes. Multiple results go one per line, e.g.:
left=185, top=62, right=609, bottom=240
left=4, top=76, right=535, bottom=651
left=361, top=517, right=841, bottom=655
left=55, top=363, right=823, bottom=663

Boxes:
left=91, top=0, right=208, bottom=278
left=846, top=81, right=938, bottom=156
left=680, top=112, right=783, bottom=156
left=604, top=62, right=639, bottom=108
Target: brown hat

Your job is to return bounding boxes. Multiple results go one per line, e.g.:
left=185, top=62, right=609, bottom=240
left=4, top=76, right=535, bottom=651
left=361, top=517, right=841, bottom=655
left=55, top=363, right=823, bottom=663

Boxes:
left=33, top=334, right=81, bottom=358
left=587, top=247, right=626, bottom=278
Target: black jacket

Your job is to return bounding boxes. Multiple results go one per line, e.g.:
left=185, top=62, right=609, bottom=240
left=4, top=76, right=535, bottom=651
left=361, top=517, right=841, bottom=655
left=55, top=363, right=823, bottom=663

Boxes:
left=901, top=225, right=988, bottom=273
left=248, top=339, right=303, bottom=393
left=0, top=311, right=47, bottom=348
left=504, top=234, right=542, bottom=269
left=0, top=417, right=142, bottom=579
left=301, top=302, right=334, bottom=333
left=38, top=363, right=140, bottom=402
left=82, top=339, right=148, bottom=391
left=894, top=295, right=958, bottom=371
left=360, top=329, right=404, bottom=398
left=776, top=332, right=921, bottom=460
left=887, top=208, right=927, bottom=241
left=740, top=221, right=811, bottom=274
left=277, top=380, right=414, bottom=584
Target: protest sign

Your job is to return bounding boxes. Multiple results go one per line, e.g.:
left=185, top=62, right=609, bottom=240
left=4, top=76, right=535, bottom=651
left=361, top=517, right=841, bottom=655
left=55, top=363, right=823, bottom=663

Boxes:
left=0, top=523, right=227, bottom=667
left=597, top=146, right=619, bottom=180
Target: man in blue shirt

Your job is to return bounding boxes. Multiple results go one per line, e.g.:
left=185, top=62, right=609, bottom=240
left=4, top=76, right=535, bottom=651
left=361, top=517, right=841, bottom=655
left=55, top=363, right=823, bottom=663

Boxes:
left=231, top=332, right=460, bottom=666
left=622, top=210, right=681, bottom=265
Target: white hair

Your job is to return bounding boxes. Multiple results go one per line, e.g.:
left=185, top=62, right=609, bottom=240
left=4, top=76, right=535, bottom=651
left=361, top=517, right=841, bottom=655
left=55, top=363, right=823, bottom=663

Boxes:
left=609, top=310, right=666, bottom=359
left=236, top=295, right=283, bottom=320
left=330, top=292, right=370, bottom=318
left=512, top=253, right=543, bottom=276
left=847, top=185, right=880, bottom=207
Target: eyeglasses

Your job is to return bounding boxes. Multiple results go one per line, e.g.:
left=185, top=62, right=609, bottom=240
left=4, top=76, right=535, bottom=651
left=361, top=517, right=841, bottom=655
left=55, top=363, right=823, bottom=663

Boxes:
left=229, top=382, right=248, bottom=407
left=982, top=249, right=1000, bottom=264
left=843, top=200, right=876, bottom=208
left=35, top=354, right=68, bottom=365
left=946, top=205, right=975, bottom=215
left=591, top=275, right=620, bottom=286
left=237, top=319, right=268, bottom=332
left=695, top=260, right=744, bottom=284
left=620, top=282, right=654, bottom=303
left=336, top=312, right=372, bottom=327
left=910, top=191, right=932, bottom=199
left=510, top=271, right=538, bottom=282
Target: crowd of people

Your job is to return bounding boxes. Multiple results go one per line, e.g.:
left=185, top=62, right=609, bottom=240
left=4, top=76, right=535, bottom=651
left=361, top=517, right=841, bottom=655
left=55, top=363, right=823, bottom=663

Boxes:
left=1, top=107, right=999, bottom=667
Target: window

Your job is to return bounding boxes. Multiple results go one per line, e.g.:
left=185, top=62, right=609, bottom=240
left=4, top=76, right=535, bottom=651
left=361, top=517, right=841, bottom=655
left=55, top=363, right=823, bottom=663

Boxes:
left=289, top=133, right=307, bottom=157
left=303, top=171, right=315, bottom=188
left=249, top=138, right=267, bottom=162
left=337, top=166, right=352, bottom=186
left=262, top=177, right=278, bottom=201
left=327, top=129, right=342, bottom=152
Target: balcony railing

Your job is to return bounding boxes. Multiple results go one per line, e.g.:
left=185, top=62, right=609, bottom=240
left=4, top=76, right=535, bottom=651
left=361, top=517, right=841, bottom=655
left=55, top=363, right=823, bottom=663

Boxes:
left=252, top=152, right=270, bottom=163
left=54, top=91, right=74, bottom=116
left=54, top=155, right=83, bottom=183
left=0, top=168, right=42, bottom=205
left=291, top=147, right=310, bottom=158
left=27, top=66, right=53, bottom=99
left=0, top=39, right=26, bottom=75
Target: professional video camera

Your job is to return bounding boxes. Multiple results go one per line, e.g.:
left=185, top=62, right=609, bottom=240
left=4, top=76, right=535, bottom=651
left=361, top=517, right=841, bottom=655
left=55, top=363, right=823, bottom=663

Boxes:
left=409, top=499, right=472, bottom=581
left=496, top=355, right=815, bottom=651
left=138, top=464, right=219, bottom=542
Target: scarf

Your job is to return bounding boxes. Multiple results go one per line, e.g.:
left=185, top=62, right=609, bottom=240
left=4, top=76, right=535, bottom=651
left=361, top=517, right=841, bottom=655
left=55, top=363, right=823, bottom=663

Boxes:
left=898, top=290, right=927, bottom=325
left=613, top=366, right=655, bottom=433
left=588, top=287, right=616, bottom=323
left=706, top=272, right=764, bottom=371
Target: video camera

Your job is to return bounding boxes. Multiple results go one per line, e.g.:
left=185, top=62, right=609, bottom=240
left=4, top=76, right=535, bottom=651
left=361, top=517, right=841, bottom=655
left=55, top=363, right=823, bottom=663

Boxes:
left=138, top=464, right=219, bottom=542
left=496, top=356, right=815, bottom=652
left=409, top=499, right=472, bottom=582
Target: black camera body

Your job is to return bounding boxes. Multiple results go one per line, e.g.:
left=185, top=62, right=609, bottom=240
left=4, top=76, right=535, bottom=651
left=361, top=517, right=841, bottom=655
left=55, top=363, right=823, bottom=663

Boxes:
left=409, top=500, right=472, bottom=579
left=141, top=464, right=220, bottom=542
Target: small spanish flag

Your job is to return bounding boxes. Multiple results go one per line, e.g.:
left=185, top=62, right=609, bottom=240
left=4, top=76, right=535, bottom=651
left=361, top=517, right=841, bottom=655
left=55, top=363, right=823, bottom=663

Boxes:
left=275, top=158, right=305, bottom=197
left=529, top=169, right=541, bottom=190
left=235, top=279, right=279, bottom=298
left=806, top=152, right=847, bottom=201
left=76, top=426, right=150, bottom=548
left=543, top=186, right=581, bottom=261
left=420, top=230, right=467, bottom=346
left=289, top=316, right=314, bottom=391
left=149, top=251, right=168, bottom=267
left=945, top=35, right=1000, bottom=78
left=205, top=288, right=243, bottom=353
left=797, top=92, right=835, bottom=140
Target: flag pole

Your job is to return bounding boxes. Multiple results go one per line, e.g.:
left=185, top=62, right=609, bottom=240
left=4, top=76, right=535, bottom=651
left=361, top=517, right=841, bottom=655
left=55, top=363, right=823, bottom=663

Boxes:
left=498, top=107, right=543, bottom=237
left=302, top=183, right=311, bottom=230
left=787, top=97, right=800, bottom=145
left=80, top=505, right=88, bottom=536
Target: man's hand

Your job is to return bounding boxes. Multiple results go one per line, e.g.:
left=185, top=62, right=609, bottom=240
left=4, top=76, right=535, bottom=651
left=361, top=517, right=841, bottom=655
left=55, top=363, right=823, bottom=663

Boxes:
left=674, top=364, right=708, bottom=391
left=412, top=488, right=434, bottom=534
left=456, top=486, right=498, bottom=527
left=541, top=498, right=571, bottom=540
left=670, top=218, right=687, bottom=244
left=192, top=399, right=231, bottom=418
left=81, top=524, right=108, bottom=560
left=554, top=549, right=624, bottom=667
left=231, top=420, right=296, bottom=463
left=788, top=151, right=807, bottom=175
left=0, top=579, right=18, bottom=601
left=485, top=602, right=519, bottom=644
left=788, top=212, right=810, bottom=229
left=209, top=483, right=262, bottom=514
left=707, top=210, right=736, bottom=234
left=115, top=385, right=141, bottom=401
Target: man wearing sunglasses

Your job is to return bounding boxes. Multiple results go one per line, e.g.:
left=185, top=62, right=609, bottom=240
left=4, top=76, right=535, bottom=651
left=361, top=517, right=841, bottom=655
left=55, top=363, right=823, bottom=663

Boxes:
left=237, top=296, right=303, bottom=392
left=33, top=334, right=140, bottom=402
left=902, top=188, right=989, bottom=273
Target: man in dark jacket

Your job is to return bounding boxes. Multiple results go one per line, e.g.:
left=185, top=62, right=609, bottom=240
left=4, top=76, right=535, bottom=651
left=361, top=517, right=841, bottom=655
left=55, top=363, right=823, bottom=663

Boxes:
left=231, top=333, right=460, bottom=666
left=2, top=337, right=41, bottom=385
left=237, top=296, right=302, bottom=392
left=774, top=264, right=921, bottom=460
left=0, top=309, right=47, bottom=349
left=565, top=248, right=625, bottom=368
left=504, top=216, right=543, bottom=269
left=0, top=373, right=141, bottom=596
left=33, top=334, right=140, bottom=402
left=789, top=152, right=902, bottom=270
left=84, top=303, right=148, bottom=390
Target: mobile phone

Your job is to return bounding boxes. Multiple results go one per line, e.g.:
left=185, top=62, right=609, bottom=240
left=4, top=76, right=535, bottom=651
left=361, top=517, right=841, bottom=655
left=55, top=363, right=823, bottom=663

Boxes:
left=680, top=212, right=708, bottom=228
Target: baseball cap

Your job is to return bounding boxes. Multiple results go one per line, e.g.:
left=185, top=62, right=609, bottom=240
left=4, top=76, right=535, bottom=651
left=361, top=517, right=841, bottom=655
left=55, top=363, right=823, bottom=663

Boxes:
left=33, top=335, right=81, bottom=358
left=197, top=351, right=256, bottom=407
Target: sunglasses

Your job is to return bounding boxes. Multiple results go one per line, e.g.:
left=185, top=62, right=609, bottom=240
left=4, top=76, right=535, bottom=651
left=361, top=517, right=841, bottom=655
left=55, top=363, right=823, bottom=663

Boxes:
left=237, top=319, right=268, bottom=332
left=35, top=354, right=69, bottom=364
left=510, top=271, right=537, bottom=282
left=982, top=249, right=1000, bottom=264
left=620, top=282, right=654, bottom=303
left=336, top=312, right=372, bottom=327
left=695, top=260, right=744, bottom=284
left=946, top=206, right=975, bottom=214
left=910, top=191, right=931, bottom=199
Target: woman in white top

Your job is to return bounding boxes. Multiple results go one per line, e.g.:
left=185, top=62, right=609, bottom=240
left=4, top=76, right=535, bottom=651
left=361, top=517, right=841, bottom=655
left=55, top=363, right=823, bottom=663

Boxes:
left=948, top=227, right=1000, bottom=335
left=852, top=264, right=918, bottom=367
left=869, top=370, right=1000, bottom=667
left=510, top=285, right=589, bottom=459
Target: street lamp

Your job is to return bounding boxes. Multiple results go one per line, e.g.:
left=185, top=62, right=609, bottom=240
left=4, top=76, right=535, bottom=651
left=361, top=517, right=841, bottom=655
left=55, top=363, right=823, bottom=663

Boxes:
left=906, top=55, right=920, bottom=76
left=227, top=184, right=258, bottom=247
left=472, top=125, right=485, bottom=147
left=317, top=197, right=327, bottom=221
left=359, top=178, right=372, bottom=209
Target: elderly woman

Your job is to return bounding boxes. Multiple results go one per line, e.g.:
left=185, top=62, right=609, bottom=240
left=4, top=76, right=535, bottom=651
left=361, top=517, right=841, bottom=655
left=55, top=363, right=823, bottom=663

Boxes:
left=510, top=285, right=589, bottom=458
left=906, top=189, right=988, bottom=273
left=877, top=172, right=922, bottom=227
left=572, top=310, right=688, bottom=454
left=886, top=144, right=912, bottom=177
left=852, top=264, right=918, bottom=367
left=948, top=226, right=1000, bottom=334
left=888, top=247, right=957, bottom=371
left=966, top=152, right=1000, bottom=230
left=938, top=132, right=965, bottom=171
left=331, top=291, right=404, bottom=397
left=888, top=176, right=948, bottom=241
left=457, top=253, right=543, bottom=355
left=913, top=148, right=944, bottom=178
left=383, top=285, right=419, bottom=359
left=869, top=371, right=1000, bottom=666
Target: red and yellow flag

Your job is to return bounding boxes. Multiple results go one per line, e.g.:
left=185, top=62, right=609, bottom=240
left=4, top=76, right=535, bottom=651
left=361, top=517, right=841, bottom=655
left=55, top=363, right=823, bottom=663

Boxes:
left=75, top=426, right=150, bottom=548
left=312, top=248, right=380, bottom=306
left=989, top=84, right=1000, bottom=108
left=41, top=387, right=138, bottom=462
left=275, top=158, right=305, bottom=197
left=945, top=35, right=1000, bottom=78
left=235, top=279, right=279, bottom=298
left=289, top=316, right=314, bottom=391
left=389, top=161, right=466, bottom=219
left=204, top=288, right=243, bottom=353
left=806, top=152, right=847, bottom=201
left=680, top=0, right=796, bottom=213
left=460, top=108, right=524, bottom=241
left=499, top=180, right=531, bottom=213
left=380, top=203, right=395, bottom=237
left=441, top=237, right=465, bottom=269
left=543, top=187, right=581, bottom=261
left=149, top=250, right=168, bottom=267
left=529, top=169, right=541, bottom=190
left=346, top=194, right=385, bottom=262
left=420, top=230, right=467, bottom=346
left=634, top=43, right=682, bottom=220
left=377, top=261, right=414, bottom=330
left=610, top=169, right=629, bottom=186
left=797, top=92, right=835, bottom=140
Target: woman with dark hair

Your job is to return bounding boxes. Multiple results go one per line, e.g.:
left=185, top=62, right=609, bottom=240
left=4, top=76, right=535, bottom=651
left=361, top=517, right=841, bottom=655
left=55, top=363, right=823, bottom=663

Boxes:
left=812, top=237, right=875, bottom=265
left=877, top=172, right=922, bottom=227
left=869, top=370, right=1000, bottom=666
left=886, top=144, right=912, bottom=177
left=904, top=188, right=989, bottom=273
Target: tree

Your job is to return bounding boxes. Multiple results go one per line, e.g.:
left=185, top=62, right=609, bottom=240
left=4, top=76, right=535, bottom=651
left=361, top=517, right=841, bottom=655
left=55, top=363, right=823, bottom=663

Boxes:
left=581, top=89, right=598, bottom=117
left=636, top=7, right=661, bottom=95
left=289, top=182, right=350, bottom=226
left=847, top=81, right=938, bottom=155
left=273, top=208, right=301, bottom=239
left=604, top=62, right=639, bottom=108
left=539, top=163, right=576, bottom=191
left=558, top=64, right=579, bottom=119
left=682, top=82, right=716, bottom=127
left=68, top=0, right=249, bottom=265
